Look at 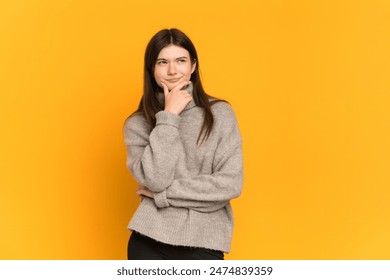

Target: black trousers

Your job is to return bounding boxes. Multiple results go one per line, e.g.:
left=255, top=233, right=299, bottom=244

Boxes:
left=127, top=231, right=224, bottom=260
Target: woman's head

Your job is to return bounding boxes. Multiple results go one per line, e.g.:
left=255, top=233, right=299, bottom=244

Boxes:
left=134, top=28, right=223, bottom=144
left=153, top=44, right=195, bottom=91
left=144, top=28, right=200, bottom=92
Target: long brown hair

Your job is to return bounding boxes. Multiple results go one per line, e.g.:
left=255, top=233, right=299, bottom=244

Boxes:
left=131, top=28, right=224, bottom=144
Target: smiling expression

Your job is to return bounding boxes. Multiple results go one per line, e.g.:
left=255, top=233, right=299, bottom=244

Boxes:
left=154, top=44, right=196, bottom=90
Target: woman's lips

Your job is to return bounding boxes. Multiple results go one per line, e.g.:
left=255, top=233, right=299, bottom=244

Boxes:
left=166, top=78, right=181, bottom=83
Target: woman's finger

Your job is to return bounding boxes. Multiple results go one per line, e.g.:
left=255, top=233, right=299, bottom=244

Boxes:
left=161, top=82, right=169, bottom=97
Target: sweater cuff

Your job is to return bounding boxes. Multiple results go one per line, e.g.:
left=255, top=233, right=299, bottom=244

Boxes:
left=155, top=111, right=181, bottom=128
left=154, top=189, right=169, bottom=208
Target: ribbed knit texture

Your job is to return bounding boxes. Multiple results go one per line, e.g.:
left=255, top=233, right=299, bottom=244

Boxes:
left=123, top=85, right=243, bottom=253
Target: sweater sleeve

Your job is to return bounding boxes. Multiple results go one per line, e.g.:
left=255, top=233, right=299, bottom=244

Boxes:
left=123, top=111, right=182, bottom=192
left=154, top=190, right=230, bottom=212
left=154, top=104, right=243, bottom=211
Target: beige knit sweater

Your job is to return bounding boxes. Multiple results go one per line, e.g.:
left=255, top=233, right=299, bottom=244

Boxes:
left=123, top=85, right=243, bottom=253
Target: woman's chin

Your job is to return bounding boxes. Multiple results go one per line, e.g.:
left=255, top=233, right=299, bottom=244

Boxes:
left=166, top=81, right=179, bottom=90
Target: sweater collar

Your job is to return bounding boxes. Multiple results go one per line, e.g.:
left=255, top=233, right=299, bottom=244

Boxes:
left=157, top=82, right=197, bottom=112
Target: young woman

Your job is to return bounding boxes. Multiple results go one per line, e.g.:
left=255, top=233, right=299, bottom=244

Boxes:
left=124, top=28, right=243, bottom=260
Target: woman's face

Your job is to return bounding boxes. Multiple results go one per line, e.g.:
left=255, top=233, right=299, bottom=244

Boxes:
left=154, top=44, right=196, bottom=91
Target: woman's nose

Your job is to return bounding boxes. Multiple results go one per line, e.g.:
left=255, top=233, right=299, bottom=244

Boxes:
left=167, top=63, right=177, bottom=75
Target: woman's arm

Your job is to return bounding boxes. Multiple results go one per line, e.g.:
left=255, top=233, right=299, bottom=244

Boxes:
left=137, top=185, right=229, bottom=213
left=124, top=111, right=182, bottom=192
left=124, top=81, right=192, bottom=192
left=153, top=142, right=243, bottom=210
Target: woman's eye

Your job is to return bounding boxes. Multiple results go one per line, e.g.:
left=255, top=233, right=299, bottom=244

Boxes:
left=157, top=61, right=167, bottom=65
left=178, top=59, right=186, bottom=63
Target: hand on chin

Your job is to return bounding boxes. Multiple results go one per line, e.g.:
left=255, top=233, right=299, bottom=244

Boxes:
left=164, top=80, right=181, bottom=90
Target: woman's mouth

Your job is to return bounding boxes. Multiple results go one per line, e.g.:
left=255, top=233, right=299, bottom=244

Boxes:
left=166, top=78, right=181, bottom=83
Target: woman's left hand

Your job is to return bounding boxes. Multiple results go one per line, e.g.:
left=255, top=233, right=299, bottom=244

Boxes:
left=136, top=185, right=154, bottom=198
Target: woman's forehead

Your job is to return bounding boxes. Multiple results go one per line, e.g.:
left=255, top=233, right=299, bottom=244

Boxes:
left=157, top=44, right=190, bottom=59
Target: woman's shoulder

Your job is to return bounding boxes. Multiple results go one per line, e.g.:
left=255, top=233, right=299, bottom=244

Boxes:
left=209, top=99, right=241, bottom=140
left=210, top=99, right=237, bottom=120
left=123, top=111, right=149, bottom=131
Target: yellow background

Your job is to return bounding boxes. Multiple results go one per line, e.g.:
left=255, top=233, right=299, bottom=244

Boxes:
left=1, top=0, right=389, bottom=259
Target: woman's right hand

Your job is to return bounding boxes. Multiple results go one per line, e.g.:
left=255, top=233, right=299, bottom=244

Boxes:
left=162, top=80, right=192, bottom=115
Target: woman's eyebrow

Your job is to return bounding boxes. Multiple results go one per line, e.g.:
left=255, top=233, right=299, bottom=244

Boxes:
left=156, top=56, right=188, bottom=61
